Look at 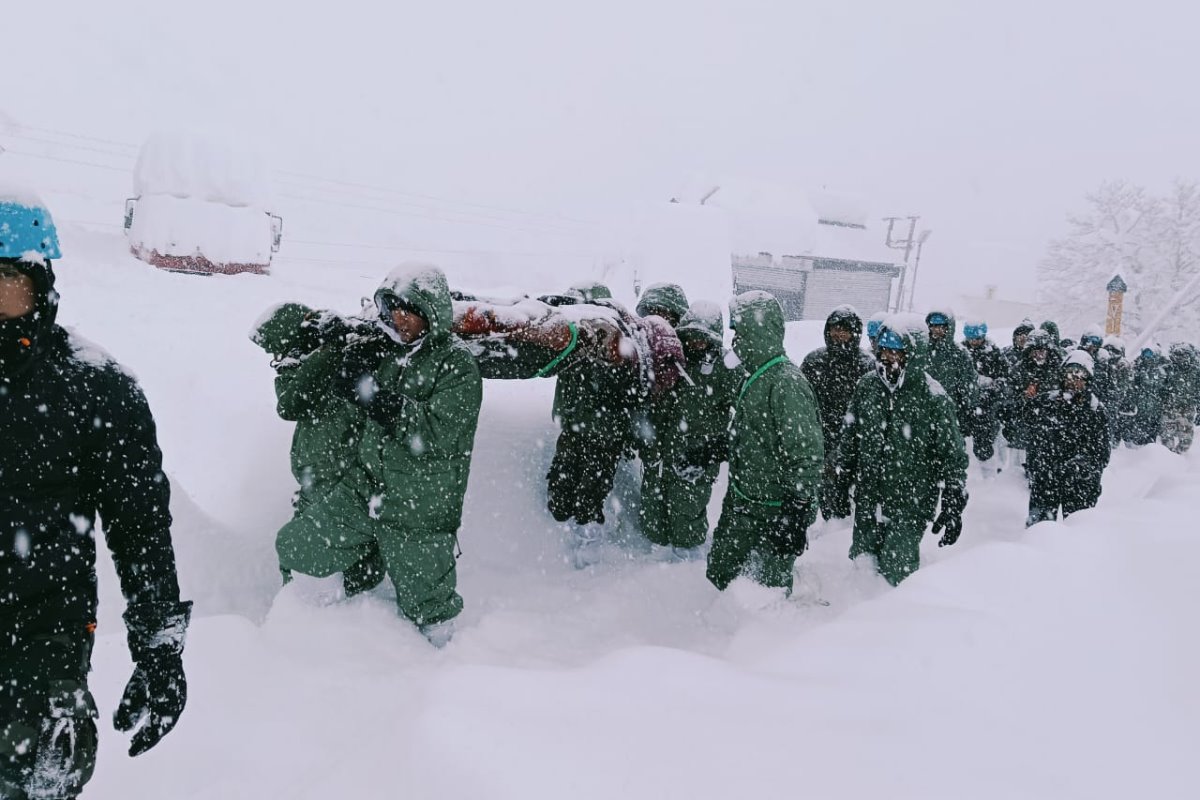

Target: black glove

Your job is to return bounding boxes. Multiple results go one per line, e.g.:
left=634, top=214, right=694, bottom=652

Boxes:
left=769, top=493, right=813, bottom=557
left=114, top=601, right=192, bottom=757
left=682, top=435, right=729, bottom=469
left=820, top=464, right=852, bottom=520
left=333, top=338, right=389, bottom=401
left=359, top=386, right=416, bottom=426
left=298, top=311, right=352, bottom=350
left=931, top=482, right=967, bottom=547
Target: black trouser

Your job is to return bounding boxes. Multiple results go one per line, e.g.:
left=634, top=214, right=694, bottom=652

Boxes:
left=1027, top=473, right=1101, bottom=526
left=547, top=428, right=626, bottom=525
left=0, top=619, right=97, bottom=800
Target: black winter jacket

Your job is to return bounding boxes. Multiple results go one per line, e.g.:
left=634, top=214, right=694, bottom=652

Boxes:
left=1, top=326, right=180, bottom=631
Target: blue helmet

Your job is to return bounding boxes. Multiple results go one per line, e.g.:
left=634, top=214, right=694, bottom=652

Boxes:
left=877, top=329, right=905, bottom=351
left=866, top=319, right=882, bottom=340
left=962, top=322, right=987, bottom=341
left=927, top=312, right=950, bottom=327
left=0, top=198, right=62, bottom=262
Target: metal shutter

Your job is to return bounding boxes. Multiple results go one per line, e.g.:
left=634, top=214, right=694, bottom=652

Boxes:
left=802, top=269, right=892, bottom=320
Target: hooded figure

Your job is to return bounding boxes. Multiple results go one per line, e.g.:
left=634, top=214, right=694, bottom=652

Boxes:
left=1160, top=343, right=1200, bottom=454
left=924, top=309, right=982, bottom=455
left=1002, top=319, right=1036, bottom=371
left=639, top=301, right=737, bottom=552
left=1125, top=344, right=1168, bottom=446
left=273, top=264, right=483, bottom=644
left=831, top=323, right=969, bottom=585
left=546, top=281, right=642, bottom=532
left=706, top=291, right=823, bottom=593
left=1023, top=351, right=1110, bottom=525
left=1, top=196, right=191, bottom=799
left=801, top=306, right=875, bottom=516
left=635, top=282, right=690, bottom=329
left=960, top=320, right=1010, bottom=462
left=1003, top=329, right=1065, bottom=451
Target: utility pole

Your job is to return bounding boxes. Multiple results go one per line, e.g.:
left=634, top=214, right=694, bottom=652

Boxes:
left=905, top=229, right=933, bottom=312
left=884, top=216, right=919, bottom=312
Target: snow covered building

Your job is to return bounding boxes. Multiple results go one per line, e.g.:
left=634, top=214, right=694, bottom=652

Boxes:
left=124, top=132, right=282, bottom=275
left=729, top=191, right=902, bottom=321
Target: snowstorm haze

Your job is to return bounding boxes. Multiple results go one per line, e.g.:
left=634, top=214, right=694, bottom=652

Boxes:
left=6, top=0, right=1200, bottom=302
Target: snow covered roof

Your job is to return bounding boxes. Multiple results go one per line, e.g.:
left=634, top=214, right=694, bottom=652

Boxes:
left=0, top=180, right=50, bottom=210
left=134, top=131, right=272, bottom=208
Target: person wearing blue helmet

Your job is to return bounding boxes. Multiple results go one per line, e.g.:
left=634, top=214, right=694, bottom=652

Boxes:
left=828, top=323, right=969, bottom=585
left=960, top=320, right=1010, bottom=467
left=1, top=191, right=191, bottom=799
left=924, top=309, right=982, bottom=458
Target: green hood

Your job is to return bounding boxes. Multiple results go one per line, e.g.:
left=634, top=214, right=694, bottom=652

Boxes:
left=568, top=280, right=613, bottom=303
left=252, top=301, right=314, bottom=355
left=730, top=291, right=786, bottom=369
left=877, top=314, right=931, bottom=375
left=636, top=283, right=690, bottom=322
left=676, top=300, right=724, bottom=348
left=824, top=304, right=864, bottom=349
left=1040, top=319, right=1061, bottom=342
left=373, top=264, right=454, bottom=346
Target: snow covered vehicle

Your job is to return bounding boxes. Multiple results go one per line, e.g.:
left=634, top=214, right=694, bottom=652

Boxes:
left=123, top=132, right=282, bottom=275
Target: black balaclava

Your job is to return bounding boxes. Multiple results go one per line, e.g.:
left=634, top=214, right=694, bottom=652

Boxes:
left=0, top=258, right=59, bottom=377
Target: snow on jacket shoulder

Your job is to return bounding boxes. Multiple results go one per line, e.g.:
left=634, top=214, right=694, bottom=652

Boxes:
left=1, top=326, right=179, bottom=628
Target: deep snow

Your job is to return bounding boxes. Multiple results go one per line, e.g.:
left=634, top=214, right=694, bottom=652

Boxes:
left=24, top=221, right=1193, bottom=799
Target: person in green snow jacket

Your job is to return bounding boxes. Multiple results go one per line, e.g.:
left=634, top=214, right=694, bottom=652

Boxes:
left=925, top=309, right=981, bottom=456
left=266, top=265, right=482, bottom=645
left=830, top=324, right=969, bottom=585
left=706, top=291, right=824, bottom=593
left=546, top=281, right=642, bottom=527
left=639, top=300, right=737, bottom=554
left=635, top=282, right=690, bottom=328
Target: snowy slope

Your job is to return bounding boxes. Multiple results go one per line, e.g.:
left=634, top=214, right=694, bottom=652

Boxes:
left=28, top=223, right=1195, bottom=799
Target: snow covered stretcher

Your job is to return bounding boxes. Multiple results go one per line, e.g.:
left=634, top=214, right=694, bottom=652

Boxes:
left=450, top=292, right=685, bottom=398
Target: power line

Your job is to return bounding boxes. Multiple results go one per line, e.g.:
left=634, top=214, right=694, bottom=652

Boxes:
left=1, top=132, right=138, bottom=161
left=286, top=237, right=594, bottom=258
left=1, top=148, right=132, bottom=174
left=6, top=123, right=141, bottom=152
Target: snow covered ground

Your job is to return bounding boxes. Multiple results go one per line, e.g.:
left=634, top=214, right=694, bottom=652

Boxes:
left=33, top=223, right=1196, bottom=799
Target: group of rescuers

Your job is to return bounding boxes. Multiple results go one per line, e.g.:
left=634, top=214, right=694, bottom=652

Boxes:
left=6, top=188, right=1199, bottom=797
left=254, top=268, right=1198, bottom=644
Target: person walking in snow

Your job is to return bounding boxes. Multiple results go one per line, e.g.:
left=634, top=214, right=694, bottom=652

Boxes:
left=1124, top=344, right=1168, bottom=447
left=1003, top=328, right=1064, bottom=456
left=1002, top=320, right=1035, bottom=372
left=960, top=320, right=1010, bottom=465
left=706, top=291, right=823, bottom=594
left=545, top=281, right=643, bottom=565
left=800, top=306, right=875, bottom=518
left=1160, top=342, right=1200, bottom=455
left=1023, top=351, right=1110, bottom=526
left=1, top=194, right=192, bottom=799
left=924, top=309, right=981, bottom=452
left=829, top=324, right=969, bottom=585
left=638, top=301, right=737, bottom=557
left=271, top=265, right=482, bottom=646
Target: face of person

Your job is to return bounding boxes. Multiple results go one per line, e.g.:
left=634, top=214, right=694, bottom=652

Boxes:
left=1014, top=332, right=1029, bottom=349
left=1032, top=348, right=1049, bottom=365
left=828, top=325, right=854, bottom=346
left=879, top=347, right=907, bottom=380
left=928, top=324, right=949, bottom=341
left=0, top=270, right=35, bottom=320
left=965, top=337, right=984, bottom=349
left=389, top=307, right=428, bottom=344
left=685, top=336, right=709, bottom=354
left=1063, top=368, right=1087, bottom=394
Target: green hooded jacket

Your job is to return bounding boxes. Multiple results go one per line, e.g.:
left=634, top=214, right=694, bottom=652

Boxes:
left=636, top=283, right=690, bottom=324
left=358, top=266, right=483, bottom=531
left=836, top=326, right=968, bottom=523
left=726, top=291, right=823, bottom=505
left=253, top=303, right=361, bottom=496
left=646, top=301, right=737, bottom=461
left=924, top=308, right=980, bottom=428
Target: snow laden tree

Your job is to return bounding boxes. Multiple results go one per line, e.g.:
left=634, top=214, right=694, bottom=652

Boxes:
left=1038, top=180, right=1200, bottom=343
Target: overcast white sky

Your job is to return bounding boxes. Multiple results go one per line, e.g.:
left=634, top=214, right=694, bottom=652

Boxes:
left=7, top=0, right=1200, bottom=302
